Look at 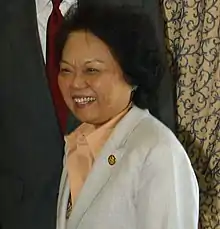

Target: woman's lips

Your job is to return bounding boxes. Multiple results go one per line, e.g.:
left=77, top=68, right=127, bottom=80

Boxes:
left=73, top=96, right=96, bottom=107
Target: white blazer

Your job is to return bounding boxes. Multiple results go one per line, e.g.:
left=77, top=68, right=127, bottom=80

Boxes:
left=57, top=106, right=199, bottom=229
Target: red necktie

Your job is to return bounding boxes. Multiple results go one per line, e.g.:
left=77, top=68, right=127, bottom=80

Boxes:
left=46, top=0, right=67, bottom=134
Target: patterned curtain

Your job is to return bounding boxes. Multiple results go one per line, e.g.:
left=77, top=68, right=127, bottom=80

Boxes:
left=160, top=0, right=220, bottom=228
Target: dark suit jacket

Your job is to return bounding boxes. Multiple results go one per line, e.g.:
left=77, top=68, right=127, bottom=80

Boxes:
left=0, top=1, right=64, bottom=229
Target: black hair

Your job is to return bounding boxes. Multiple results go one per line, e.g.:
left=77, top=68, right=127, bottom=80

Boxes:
left=57, top=3, right=164, bottom=109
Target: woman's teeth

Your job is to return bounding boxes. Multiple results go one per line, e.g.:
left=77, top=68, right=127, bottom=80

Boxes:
left=74, top=97, right=96, bottom=104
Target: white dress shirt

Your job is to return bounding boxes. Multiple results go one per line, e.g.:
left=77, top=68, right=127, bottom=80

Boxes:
left=35, top=0, right=77, bottom=61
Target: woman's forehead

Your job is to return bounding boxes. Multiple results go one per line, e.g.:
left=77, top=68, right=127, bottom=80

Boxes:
left=63, top=31, right=119, bottom=67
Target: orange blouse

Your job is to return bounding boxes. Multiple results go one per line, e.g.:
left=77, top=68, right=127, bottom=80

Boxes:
left=64, top=107, right=130, bottom=205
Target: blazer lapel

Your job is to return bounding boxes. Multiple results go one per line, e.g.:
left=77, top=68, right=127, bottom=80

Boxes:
left=57, top=165, right=69, bottom=229
left=67, top=106, right=149, bottom=228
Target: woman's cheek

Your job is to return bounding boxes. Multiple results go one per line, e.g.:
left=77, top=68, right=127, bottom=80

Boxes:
left=58, top=79, right=68, bottom=98
left=65, top=95, right=73, bottom=110
left=58, top=81, right=70, bottom=107
left=58, top=78, right=64, bottom=93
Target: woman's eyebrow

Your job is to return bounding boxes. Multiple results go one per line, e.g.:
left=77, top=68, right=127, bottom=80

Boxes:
left=60, top=60, right=74, bottom=67
left=85, top=59, right=105, bottom=64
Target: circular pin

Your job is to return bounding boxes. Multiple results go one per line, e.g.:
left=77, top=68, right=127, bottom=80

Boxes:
left=108, top=155, right=116, bottom=165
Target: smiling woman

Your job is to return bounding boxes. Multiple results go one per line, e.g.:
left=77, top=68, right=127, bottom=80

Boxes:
left=56, top=4, right=199, bottom=229
left=58, top=30, right=131, bottom=125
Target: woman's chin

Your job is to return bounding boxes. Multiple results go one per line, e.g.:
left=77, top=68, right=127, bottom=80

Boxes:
left=74, top=112, right=97, bottom=125
left=72, top=101, right=96, bottom=121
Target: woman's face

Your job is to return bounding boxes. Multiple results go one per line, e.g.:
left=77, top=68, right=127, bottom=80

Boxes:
left=58, top=30, right=132, bottom=125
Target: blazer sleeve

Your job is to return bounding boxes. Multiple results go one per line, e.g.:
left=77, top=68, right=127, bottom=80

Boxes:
left=135, top=144, right=199, bottom=229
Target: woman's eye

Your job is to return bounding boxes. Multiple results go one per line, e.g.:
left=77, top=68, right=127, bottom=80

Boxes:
left=86, top=68, right=99, bottom=74
left=60, top=68, right=71, bottom=74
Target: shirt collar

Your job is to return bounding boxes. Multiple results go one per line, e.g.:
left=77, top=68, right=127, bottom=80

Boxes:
left=35, top=0, right=50, bottom=13
left=65, top=105, right=131, bottom=158
left=85, top=108, right=129, bottom=157
left=35, top=0, right=77, bottom=12
left=65, top=0, right=78, bottom=6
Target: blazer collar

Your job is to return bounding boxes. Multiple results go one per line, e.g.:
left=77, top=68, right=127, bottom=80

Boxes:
left=65, top=106, right=149, bottom=228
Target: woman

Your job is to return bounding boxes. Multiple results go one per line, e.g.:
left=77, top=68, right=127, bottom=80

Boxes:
left=56, top=4, right=199, bottom=229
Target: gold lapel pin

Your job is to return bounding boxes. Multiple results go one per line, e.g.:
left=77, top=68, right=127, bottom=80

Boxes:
left=108, top=154, right=116, bottom=166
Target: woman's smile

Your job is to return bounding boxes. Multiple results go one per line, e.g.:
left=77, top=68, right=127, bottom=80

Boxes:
left=73, top=96, right=97, bottom=108
left=58, top=31, right=132, bottom=125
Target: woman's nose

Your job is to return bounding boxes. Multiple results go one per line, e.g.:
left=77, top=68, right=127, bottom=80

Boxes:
left=70, top=72, right=87, bottom=89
